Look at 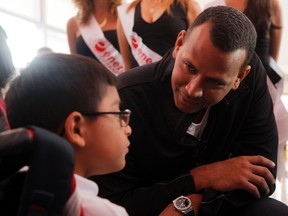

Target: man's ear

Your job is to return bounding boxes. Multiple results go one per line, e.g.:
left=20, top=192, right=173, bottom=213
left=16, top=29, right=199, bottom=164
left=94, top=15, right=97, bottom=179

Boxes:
left=64, top=112, right=86, bottom=148
left=233, top=65, right=251, bottom=90
left=172, top=30, right=186, bottom=58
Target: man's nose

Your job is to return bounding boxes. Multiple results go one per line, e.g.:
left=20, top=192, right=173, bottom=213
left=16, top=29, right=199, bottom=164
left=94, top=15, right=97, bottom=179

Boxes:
left=185, top=76, right=203, bottom=97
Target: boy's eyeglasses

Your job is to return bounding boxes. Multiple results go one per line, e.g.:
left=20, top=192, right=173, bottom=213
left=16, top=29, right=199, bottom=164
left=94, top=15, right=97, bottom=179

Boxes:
left=81, top=109, right=132, bottom=127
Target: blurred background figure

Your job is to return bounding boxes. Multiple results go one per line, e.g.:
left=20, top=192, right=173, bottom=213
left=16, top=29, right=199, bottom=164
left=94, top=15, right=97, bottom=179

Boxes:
left=36, top=47, right=54, bottom=57
left=67, top=0, right=125, bottom=75
left=117, top=0, right=201, bottom=69
left=0, top=25, right=15, bottom=132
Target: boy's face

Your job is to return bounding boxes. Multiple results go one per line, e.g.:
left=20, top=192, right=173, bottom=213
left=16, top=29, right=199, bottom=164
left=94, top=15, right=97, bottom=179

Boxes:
left=80, top=85, right=132, bottom=176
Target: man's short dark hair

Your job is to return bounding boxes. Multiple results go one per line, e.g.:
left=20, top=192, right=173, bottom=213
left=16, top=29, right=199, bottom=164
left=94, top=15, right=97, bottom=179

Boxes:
left=5, top=53, right=117, bottom=134
left=186, top=6, right=257, bottom=72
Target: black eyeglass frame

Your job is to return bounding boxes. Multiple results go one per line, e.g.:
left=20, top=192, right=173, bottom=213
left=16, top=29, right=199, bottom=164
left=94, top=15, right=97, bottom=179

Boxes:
left=81, top=109, right=132, bottom=127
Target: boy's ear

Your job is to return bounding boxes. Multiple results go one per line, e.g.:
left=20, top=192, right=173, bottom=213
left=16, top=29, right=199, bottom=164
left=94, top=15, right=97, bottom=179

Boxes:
left=64, top=112, right=86, bottom=147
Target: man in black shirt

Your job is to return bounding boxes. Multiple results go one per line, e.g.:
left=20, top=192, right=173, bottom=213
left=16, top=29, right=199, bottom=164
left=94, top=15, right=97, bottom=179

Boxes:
left=91, top=6, right=288, bottom=216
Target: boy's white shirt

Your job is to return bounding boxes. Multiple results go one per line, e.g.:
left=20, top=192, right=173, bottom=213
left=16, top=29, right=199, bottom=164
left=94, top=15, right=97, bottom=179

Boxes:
left=79, top=16, right=125, bottom=76
left=63, top=174, right=129, bottom=216
left=117, top=3, right=162, bottom=66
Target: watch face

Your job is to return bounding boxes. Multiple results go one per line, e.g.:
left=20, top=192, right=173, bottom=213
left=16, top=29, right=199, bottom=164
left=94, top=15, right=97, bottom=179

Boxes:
left=174, top=196, right=192, bottom=211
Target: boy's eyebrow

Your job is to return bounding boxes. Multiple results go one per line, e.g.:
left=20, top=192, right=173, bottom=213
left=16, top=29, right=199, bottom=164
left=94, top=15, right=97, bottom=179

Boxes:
left=111, top=98, right=121, bottom=107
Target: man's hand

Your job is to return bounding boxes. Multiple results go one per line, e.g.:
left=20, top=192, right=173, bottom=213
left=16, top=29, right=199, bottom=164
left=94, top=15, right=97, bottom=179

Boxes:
left=191, top=155, right=275, bottom=198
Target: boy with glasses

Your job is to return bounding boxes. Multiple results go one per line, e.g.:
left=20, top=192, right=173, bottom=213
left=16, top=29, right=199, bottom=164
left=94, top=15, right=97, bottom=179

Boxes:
left=5, top=53, right=132, bottom=216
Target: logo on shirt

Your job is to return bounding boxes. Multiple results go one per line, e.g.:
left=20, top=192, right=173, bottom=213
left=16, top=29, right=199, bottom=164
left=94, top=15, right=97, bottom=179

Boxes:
left=95, top=39, right=106, bottom=52
left=93, top=39, right=125, bottom=75
left=131, top=35, right=139, bottom=49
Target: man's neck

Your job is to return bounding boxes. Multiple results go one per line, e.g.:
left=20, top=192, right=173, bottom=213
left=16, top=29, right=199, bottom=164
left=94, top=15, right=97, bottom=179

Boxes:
left=193, top=109, right=207, bottom=124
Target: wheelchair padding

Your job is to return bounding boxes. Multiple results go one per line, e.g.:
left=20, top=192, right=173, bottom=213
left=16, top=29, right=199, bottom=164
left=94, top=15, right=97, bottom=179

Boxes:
left=0, top=126, right=74, bottom=215
left=0, top=128, right=33, bottom=182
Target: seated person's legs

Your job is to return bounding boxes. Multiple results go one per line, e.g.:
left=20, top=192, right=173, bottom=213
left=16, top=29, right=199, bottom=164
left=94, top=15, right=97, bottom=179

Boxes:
left=218, top=197, right=288, bottom=216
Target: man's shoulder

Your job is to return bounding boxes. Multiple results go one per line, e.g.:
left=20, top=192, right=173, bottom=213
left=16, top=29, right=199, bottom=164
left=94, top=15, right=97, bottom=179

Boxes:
left=117, top=63, right=157, bottom=91
left=117, top=50, right=175, bottom=91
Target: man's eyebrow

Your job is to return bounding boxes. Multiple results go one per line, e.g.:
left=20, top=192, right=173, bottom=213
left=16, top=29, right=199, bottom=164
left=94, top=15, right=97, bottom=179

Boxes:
left=183, top=59, right=198, bottom=70
left=206, top=76, right=230, bottom=86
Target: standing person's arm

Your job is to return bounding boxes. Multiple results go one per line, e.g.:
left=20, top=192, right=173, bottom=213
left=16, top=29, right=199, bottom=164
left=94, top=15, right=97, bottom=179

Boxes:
left=117, top=18, right=133, bottom=70
left=186, top=0, right=202, bottom=26
left=269, top=0, right=283, bottom=61
left=67, top=17, right=78, bottom=54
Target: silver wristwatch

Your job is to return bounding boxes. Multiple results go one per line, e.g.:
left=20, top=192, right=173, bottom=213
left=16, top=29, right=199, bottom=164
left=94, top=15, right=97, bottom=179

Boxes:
left=172, top=195, right=195, bottom=215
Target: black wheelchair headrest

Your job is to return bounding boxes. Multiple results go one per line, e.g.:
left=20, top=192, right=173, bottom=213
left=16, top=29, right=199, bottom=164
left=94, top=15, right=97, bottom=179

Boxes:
left=0, top=126, right=75, bottom=216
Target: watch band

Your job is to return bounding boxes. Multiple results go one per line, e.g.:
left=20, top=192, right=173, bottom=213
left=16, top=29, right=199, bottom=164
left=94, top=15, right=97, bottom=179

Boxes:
left=186, top=211, right=195, bottom=216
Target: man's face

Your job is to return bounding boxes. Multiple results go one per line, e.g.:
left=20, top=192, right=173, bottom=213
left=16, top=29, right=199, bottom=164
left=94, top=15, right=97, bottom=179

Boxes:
left=171, top=23, right=250, bottom=113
